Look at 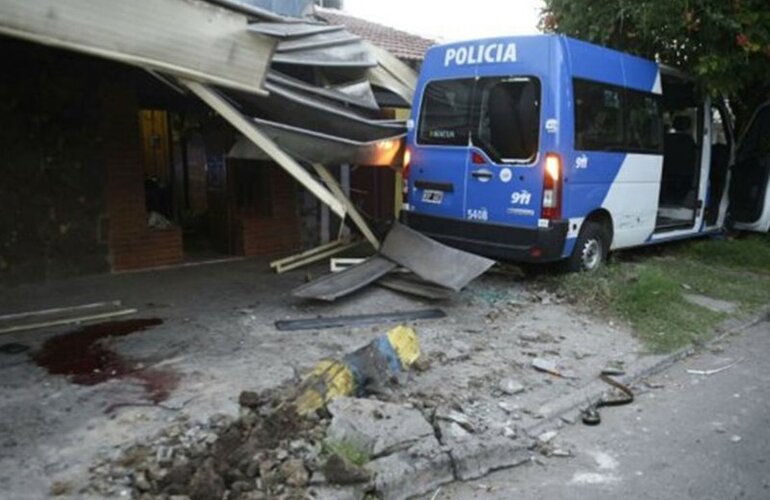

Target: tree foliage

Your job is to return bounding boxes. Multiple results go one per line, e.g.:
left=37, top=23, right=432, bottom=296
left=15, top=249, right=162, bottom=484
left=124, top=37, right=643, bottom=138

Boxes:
left=540, top=0, right=770, bottom=130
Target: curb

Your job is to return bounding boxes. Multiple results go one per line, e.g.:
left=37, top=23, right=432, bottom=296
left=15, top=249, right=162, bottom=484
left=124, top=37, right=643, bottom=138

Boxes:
left=526, top=305, right=770, bottom=437
left=379, top=306, right=770, bottom=500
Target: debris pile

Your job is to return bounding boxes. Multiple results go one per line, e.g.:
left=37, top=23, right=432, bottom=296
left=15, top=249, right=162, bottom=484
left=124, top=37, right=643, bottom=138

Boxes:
left=86, top=390, right=329, bottom=499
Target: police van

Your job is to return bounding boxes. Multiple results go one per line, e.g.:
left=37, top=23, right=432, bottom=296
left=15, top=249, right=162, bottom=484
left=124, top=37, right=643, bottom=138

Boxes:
left=401, top=35, right=770, bottom=271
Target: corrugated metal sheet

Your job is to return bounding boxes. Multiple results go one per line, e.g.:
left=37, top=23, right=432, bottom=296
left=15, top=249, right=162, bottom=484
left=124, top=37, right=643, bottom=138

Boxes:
left=249, top=22, right=343, bottom=38
left=291, top=256, right=398, bottom=301
left=380, top=223, right=496, bottom=291
left=228, top=119, right=404, bottom=167
left=271, top=42, right=377, bottom=67
left=224, top=84, right=404, bottom=142
left=267, top=72, right=379, bottom=111
left=0, top=0, right=276, bottom=95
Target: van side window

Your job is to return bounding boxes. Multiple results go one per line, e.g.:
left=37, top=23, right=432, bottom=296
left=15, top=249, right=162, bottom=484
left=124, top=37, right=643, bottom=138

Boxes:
left=418, top=79, right=474, bottom=146
left=574, top=79, right=624, bottom=151
left=626, top=90, right=663, bottom=153
left=574, top=78, right=663, bottom=154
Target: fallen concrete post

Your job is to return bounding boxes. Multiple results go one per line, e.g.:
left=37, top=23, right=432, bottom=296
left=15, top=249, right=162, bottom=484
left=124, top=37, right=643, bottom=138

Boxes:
left=293, top=325, right=420, bottom=415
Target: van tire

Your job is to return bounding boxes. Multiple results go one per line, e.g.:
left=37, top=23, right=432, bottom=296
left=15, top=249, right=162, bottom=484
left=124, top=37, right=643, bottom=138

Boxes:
left=567, top=221, right=609, bottom=272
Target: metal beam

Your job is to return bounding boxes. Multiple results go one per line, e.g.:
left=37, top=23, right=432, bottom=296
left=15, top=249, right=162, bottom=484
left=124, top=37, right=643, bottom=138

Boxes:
left=0, top=0, right=276, bottom=95
left=183, top=80, right=346, bottom=217
left=313, top=164, right=381, bottom=250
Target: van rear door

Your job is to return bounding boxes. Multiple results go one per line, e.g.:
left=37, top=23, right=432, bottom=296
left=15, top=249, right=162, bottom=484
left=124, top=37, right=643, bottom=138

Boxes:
left=409, top=78, right=475, bottom=221
left=729, top=102, right=770, bottom=231
left=463, top=76, right=542, bottom=226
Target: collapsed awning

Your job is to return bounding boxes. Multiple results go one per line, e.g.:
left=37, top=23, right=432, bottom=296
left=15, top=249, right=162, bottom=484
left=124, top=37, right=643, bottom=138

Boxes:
left=0, top=0, right=423, bottom=269
left=0, top=0, right=277, bottom=95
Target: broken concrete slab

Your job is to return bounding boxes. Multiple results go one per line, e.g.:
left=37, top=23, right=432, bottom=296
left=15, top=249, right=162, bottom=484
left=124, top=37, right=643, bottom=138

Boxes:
left=437, top=420, right=473, bottom=445
left=367, top=436, right=454, bottom=500
left=449, top=436, right=531, bottom=481
left=326, top=398, right=434, bottom=458
left=380, top=223, right=495, bottom=292
left=684, top=294, right=738, bottom=314
left=435, top=407, right=476, bottom=434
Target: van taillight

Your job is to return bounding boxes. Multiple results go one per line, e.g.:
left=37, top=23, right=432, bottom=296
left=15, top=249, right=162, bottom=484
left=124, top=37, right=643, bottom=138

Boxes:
left=402, top=147, right=412, bottom=203
left=542, top=153, right=562, bottom=220
left=472, top=151, right=486, bottom=164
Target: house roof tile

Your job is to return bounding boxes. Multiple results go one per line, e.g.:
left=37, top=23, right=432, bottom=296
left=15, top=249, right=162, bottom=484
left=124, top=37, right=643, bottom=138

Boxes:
left=315, top=9, right=434, bottom=61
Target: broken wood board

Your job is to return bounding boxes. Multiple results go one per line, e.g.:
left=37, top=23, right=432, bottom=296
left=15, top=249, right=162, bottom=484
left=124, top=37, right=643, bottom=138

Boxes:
left=380, top=223, right=496, bottom=292
left=275, top=309, right=445, bottom=331
left=0, top=307, right=138, bottom=336
left=292, top=256, right=397, bottom=301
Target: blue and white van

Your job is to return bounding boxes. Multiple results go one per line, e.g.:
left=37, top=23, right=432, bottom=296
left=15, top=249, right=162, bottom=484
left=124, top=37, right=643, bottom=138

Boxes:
left=401, top=34, right=770, bottom=271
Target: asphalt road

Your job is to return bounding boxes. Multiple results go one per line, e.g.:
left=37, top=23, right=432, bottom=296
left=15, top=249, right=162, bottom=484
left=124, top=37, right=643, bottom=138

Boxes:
left=435, top=319, right=770, bottom=500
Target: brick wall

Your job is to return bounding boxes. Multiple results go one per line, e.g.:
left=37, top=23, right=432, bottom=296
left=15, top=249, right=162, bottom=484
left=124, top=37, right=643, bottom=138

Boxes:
left=100, top=77, right=183, bottom=271
left=0, top=38, right=109, bottom=284
left=238, top=167, right=301, bottom=257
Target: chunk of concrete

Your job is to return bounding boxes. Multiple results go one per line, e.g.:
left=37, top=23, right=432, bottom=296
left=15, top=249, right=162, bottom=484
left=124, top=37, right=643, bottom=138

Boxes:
left=449, top=436, right=530, bottom=481
left=435, top=407, right=475, bottom=433
left=437, top=420, right=472, bottom=445
left=307, top=485, right=365, bottom=500
left=498, top=378, right=526, bottom=395
left=327, top=398, right=434, bottom=458
left=367, top=436, right=454, bottom=500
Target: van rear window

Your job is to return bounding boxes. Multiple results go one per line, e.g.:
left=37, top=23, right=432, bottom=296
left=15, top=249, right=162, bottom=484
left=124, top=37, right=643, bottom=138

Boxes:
left=417, top=77, right=541, bottom=163
left=418, top=79, right=474, bottom=146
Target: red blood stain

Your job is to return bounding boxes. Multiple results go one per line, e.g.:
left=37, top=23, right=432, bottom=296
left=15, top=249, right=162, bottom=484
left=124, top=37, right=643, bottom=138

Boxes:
left=33, top=319, right=179, bottom=405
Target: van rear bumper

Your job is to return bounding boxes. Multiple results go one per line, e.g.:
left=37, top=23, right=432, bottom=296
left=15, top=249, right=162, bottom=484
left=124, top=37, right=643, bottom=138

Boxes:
left=401, top=212, right=568, bottom=263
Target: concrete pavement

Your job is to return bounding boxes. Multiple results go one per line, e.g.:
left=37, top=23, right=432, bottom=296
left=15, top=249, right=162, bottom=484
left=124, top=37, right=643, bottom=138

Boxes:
left=433, top=319, right=770, bottom=500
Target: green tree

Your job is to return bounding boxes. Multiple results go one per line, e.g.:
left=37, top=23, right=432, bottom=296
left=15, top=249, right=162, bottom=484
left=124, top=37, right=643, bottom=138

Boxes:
left=540, top=0, right=770, bottom=133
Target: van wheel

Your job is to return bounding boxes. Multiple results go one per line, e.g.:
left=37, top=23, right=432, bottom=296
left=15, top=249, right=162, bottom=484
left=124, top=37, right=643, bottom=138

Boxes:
left=567, top=221, right=609, bottom=272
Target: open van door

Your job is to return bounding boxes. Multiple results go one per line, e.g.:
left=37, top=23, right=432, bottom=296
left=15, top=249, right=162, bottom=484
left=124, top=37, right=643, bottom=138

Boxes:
left=729, top=102, right=770, bottom=232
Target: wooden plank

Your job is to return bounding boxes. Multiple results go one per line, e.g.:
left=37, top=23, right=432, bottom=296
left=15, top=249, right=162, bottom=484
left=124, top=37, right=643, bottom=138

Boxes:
left=183, top=80, right=347, bottom=217
left=313, top=164, right=381, bottom=250
left=0, top=300, right=122, bottom=322
left=0, top=0, right=276, bottom=95
left=0, top=309, right=139, bottom=336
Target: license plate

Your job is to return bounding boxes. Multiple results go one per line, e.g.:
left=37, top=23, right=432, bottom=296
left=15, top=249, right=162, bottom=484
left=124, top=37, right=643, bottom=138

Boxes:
left=422, top=189, right=444, bottom=204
